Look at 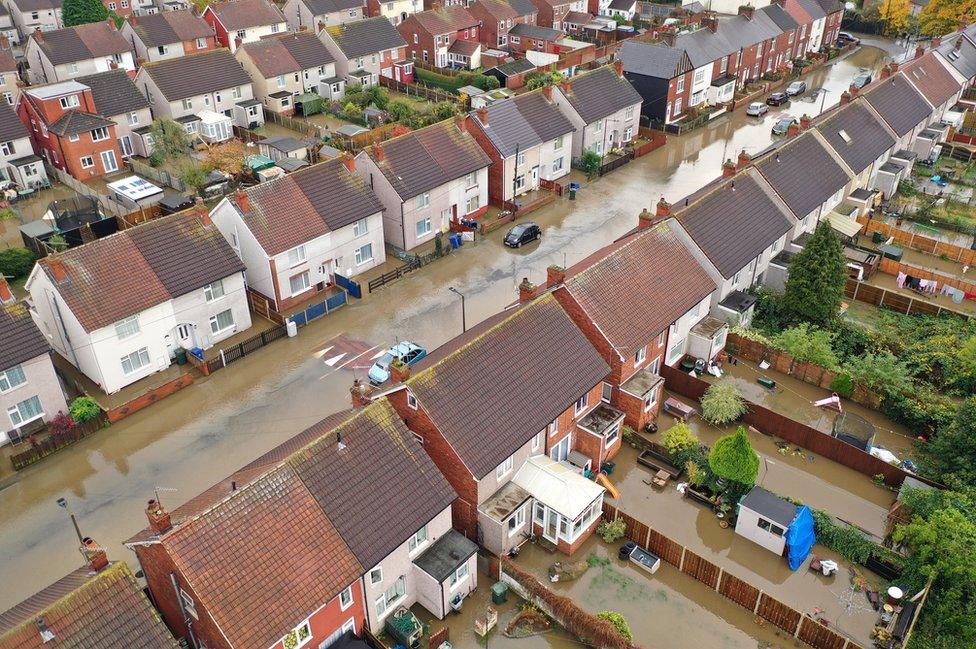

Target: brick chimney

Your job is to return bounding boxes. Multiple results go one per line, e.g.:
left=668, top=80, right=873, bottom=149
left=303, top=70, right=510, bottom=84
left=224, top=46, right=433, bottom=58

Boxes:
left=890, top=61, right=899, bottom=73
left=390, top=359, right=410, bottom=383
left=341, top=154, right=356, bottom=172
left=318, top=20, right=326, bottom=32
left=839, top=90, right=852, bottom=105
left=145, top=499, right=172, bottom=536
left=129, top=15, right=137, bottom=25
left=350, top=379, right=373, bottom=408
left=738, top=5, right=755, bottom=20
left=518, top=277, right=536, bottom=303
left=932, top=36, right=942, bottom=47
left=799, top=113, right=811, bottom=130
left=558, top=79, right=570, bottom=95
left=82, top=537, right=108, bottom=573
left=234, top=188, right=250, bottom=213
left=32, top=27, right=42, bottom=43
left=194, top=197, right=210, bottom=225
left=656, top=196, right=671, bottom=219
left=659, top=26, right=676, bottom=47
left=476, top=106, right=488, bottom=126
left=613, top=59, right=623, bottom=77
left=106, top=17, right=116, bottom=30
left=455, top=116, right=467, bottom=134
left=915, top=45, right=925, bottom=59
left=546, top=264, right=565, bottom=287
left=736, top=149, right=751, bottom=169
left=787, top=121, right=800, bottom=137
left=879, top=64, right=891, bottom=79
left=848, top=82, right=859, bottom=97
left=701, top=13, right=718, bottom=33
left=722, top=158, right=736, bottom=177
left=0, top=276, right=13, bottom=305
left=48, top=256, right=66, bottom=282
left=0, top=35, right=10, bottom=50
left=135, top=56, right=145, bottom=67
left=541, top=84, right=553, bottom=101
left=234, top=37, right=243, bottom=49
left=374, top=143, right=385, bottom=162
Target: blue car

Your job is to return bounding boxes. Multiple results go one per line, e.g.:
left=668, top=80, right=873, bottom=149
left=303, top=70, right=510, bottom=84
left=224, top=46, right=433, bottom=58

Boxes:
left=368, top=341, right=427, bottom=385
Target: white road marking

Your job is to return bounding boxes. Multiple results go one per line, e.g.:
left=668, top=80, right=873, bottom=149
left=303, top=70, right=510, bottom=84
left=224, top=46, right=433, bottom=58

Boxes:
left=313, top=345, right=334, bottom=359
left=318, top=345, right=379, bottom=380
left=370, top=349, right=386, bottom=360
left=324, top=352, right=347, bottom=367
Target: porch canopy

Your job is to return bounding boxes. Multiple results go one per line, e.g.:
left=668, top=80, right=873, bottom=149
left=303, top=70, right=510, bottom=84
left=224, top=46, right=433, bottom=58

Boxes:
left=513, top=455, right=604, bottom=521
left=825, top=211, right=864, bottom=240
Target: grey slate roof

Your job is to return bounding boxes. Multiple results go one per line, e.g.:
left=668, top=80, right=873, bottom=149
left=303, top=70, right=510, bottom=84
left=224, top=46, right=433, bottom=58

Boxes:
left=303, top=0, right=362, bottom=14
left=756, top=133, right=850, bottom=220
left=796, top=0, right=826, bottom=19
left=863, top=75, right=931, bottom=137
left=239, top=31, right=334, bottom=77
left=324, top=16, right=406, bottom=60
left=741, top=486, right=797, bottom=527
left=816, top=101, right=895, bottom=175
left=207, top=0, right=284, bottom=30
left=75, top=69, right=150, bottom=118
left=141, top=49, right=252, bottom=102
left=49, top=111, right=115, bottom=137
left=471, top=90, right=574, bottom=158
left=128, top=9, right=213, bottom=47
left=509, top=22, right=562, bottom=40
left=9, top=0, right=61, bottom=11
left=487, top=57, right=535, bottom=77
left=675, top=168, right=795, bottom=278
left=368, top=120, right=490, bottom=200
left=608, top=0, right=635, bottom=10
left=0, top=304, right=49, bottom=371
left=0, top=102, right=28, bottom=143
left=936, top=33, right=976, bottom=80
left=620, top=39, right=692, bottom=79
left=506, top=0, right=538, bottom=15
left=561, top=65, right=642, bottom=124
left=761, top=3, right=799, bottom=32
left=33, top=22, right=130, bottom=66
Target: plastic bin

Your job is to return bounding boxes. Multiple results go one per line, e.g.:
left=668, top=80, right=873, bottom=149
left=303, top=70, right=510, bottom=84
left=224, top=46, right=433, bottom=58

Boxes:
left=569, top=187, right=577, bottom=200
left=449, top=234, right=461, bottom=249
left=174, top=348, right=187, bottom=365
left=491, top=581, right=508, bottom=604
left=872, top=230, right=885, bottom=244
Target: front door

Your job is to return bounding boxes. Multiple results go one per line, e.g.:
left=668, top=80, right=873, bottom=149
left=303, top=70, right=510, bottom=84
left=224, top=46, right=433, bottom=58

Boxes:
left=544, top=508, right=559, bottom=542
left=100, top=150, right=118, bottom=173
left=176, top=324, right=195, bottom=349
left=531, top=165, right=539, bottom=187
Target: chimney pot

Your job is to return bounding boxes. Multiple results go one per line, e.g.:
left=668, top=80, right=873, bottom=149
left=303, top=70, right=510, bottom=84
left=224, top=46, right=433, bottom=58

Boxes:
left=558, top=79, right=570, bottom=94
left=194, top=197, right=210, bottom=225
left=318, top=20, right=326, bottom=32
left=518, top=277, right=536, bottom=303
left=476, top=106, right=488, bottom=126
left=129, top=15, right=137, bottom=25
left=341, top=154, right=356, bottom=173
left=655, top=196, right=671, bottom=218
left=48, top=256, right=66, bottom=282
left=350, top=378, right=373, bottom=408
left=546, top=264, right=565, bottom=287
left=932, top=36, right=941, bottom=47
left=234, top=37, right=243, bottom=49
left=848, top=82, right=859, bottom=96
left=722, top=158, right=736, bottom=177
left=541, top=84, right=552, bottom=101
left=33, top=27, right=43, bottom=43
left=234, top=188, right=250, bottom=213
left=455, top=116, right=467, bottom=133
left=82, top=537, right=109, bottom=573
left=0, top=276, right=13, bottom=305
left=701, top=14, right=718, bottom=33
left=736, top=149, right=751, bottom=170
left=890, top=61, right=899, bottom=73
left=840, top=89, right=852, bottom=104
left=390, top=358, right=410, bottom=383
left=787, top=121, right=800, bottom=137
left=613, top=59, right=623, bottom=77
left=915, top=45, right=925, bottom=59
left=799, top=114, right=811, bottom=130
left=738, top=5, right=755, bottom=20
left=145, top=499, right=172, bottom=536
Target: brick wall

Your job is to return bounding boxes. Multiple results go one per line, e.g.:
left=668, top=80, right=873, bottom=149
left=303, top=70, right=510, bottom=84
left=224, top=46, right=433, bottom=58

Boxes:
left=463, top=114, right=506, bottom=206
left=106, top=373, right=194, bottom=423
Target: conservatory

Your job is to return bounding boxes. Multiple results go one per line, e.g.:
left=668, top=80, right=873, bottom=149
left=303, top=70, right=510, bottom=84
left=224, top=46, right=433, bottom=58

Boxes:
left=198, top=110, right=233, bottom=143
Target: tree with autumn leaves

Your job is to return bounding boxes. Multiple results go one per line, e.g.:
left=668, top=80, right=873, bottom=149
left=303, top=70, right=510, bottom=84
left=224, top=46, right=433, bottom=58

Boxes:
left=878, top=0, right=913, bottom=34
left=919, top=0, right=976, bottom=35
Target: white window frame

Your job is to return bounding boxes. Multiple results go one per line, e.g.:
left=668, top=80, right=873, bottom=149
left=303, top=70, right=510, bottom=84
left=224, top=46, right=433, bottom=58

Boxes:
left=531, top=430, right=542, bottom=451
left=120, top=348, right=151, bottom=376
left=339, top=585, right=353, bottom=611
left=289, top=271, right=311, bottom=296
left=355, top=243, right=373, bottom=266
left=416, top=192, right=430, bottom=208
left=179, top=588, right=198, bottom=620
left=574, top=392, right=588, bottom=415
left=495, top=454, right=514, bottom=479
left=416, top=216, right=432, bottom=238
left=508, top=506, right=526, bottom=536
left=407, top=525, right=428, bottom=554
left=59, top=95, right=80, bottom=109
left=80, top=156, right=94, bottom=169
left=209, top=309, right=234, bottom=335
left=450, top=562, right=469, bottom=589
left=204, top=280, right=225, bottom=301
left=634, top=345, right=646, bottom=366
left=643, top=386, right=658, bottom=412
left=287, top=244, right=307, bottom=267
left=7, top=395, right=42, bottom=427
left=406, top=391, right=418, bottom=410
left=114, top=315, right=140, bottom=340
left=548, top=418, right=559, bottom=437
left=353, top=218, right=368, bottom=237
left=369, top=567, right=383, bottom=585
left=601, top=382, right=612, bottom=403
left=0, top=365, right=27, bottom=393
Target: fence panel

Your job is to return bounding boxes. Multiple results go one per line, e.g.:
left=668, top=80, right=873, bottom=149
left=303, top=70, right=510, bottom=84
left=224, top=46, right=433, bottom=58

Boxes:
left=680, top=549, right=720, bottom=589
left=798, top=616, right=847, bottom=649
left=646, top=528, right=684, bottom=567
left=326, top=290, right=347, bottom=311
left=620, top=511, right=650, bottom=548
left=756, top=592, right=801, bottom=634
left=290, top=311, right=308, bottom=328
left=718, top=571, right=760, bottom=611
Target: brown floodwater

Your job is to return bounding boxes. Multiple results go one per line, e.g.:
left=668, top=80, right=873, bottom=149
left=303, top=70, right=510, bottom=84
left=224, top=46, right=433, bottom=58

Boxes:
left=0, top=43, right=895, bottom=612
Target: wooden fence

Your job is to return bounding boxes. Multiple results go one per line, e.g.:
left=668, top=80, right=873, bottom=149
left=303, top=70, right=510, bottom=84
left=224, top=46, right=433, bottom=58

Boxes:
left=127, top=159, right=189, bottom=193
left=877, top=255, right=976, bottom=294
left=598, top=150, right=634, bottom=176
left=378, top=76, right=461, bottom=105
left=263, top=109, right=323, bottom=138
left=411, top=58, right=463, bottom=77
left=660, top=364, right=943, bottom=489
left=602, top=502, right=867, bottom=649
left=858, top=215, right=976, bottom=265
left=331, top=121, right=408, bottom=152
left=9, top=412, right=109, bottom=471
left=632, top=128, right=667, bottom=157
left=844, top=277, right=972, bottom=320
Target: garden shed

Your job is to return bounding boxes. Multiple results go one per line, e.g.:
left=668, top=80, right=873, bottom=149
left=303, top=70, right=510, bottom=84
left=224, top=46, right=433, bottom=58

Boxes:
left=735, top=486, right=815, bottom=569
left=831, top=412, right=876, bottom=451
left=294, top=93, right=325, bottom=116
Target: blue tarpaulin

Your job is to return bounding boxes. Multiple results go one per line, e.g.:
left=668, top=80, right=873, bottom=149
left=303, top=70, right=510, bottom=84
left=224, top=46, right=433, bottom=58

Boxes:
left=786, top=505, right=816, bottom=571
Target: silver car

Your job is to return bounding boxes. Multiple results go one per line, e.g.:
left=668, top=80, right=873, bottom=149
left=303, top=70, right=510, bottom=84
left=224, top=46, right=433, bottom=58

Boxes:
left=746, top=102, right=769, bottom=117
left=786, top=80, right=807, bottom=96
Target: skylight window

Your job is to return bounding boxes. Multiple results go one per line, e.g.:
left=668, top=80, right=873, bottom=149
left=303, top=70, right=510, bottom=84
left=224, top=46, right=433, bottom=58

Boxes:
left=839, top=130, right=852, bottom=144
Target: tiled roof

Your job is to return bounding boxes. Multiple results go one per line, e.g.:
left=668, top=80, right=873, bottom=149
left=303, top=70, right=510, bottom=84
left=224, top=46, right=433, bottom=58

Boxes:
left=475, top=0, right=518, bottom=20
left=0, top=562, right=178, bottom=649
left=33, top=22, right=130, bottom=66
left=449, top=39, right=480, bottom=56
left=761, top=3, right=798, bottom=31
left=128, top=10, right=214, bottom=47
left=674, top=168, right=795, bottom=278
left=407, top=294, right=609, bottom=479
left=37, top=211, right=244, bottom=332
left=368, top=120, right=490, bottom=200
left=506, top=0, right=538, bottom=16
left=408, top=6, right=478, bottom=34
left=0, top=50, right=16, bottom=73
left=0, top=303, right=49, bottom=370
left=508, top=22, right=562, bottom=40
left=324, top=16, right=406, bottom=60
left=241, top=158, right=384, bottom=255
left=560, top=222, right=716, bottom=355
left=815, top=101, right=895, bottom=175
left=936, top=32, right=976, bottom=80
left=141, top=49, right=252, bottom=101
left=9, top=0, right=61, bottom=11
left=487, top=57, right=535, bottom=76
left=303, top=0, right=363, bottom=15
left=564, top=10, right=592, bottom=23
left=813, top=0, right=845, bottom=12
left=620, top=39, right=693, bottom=79
left=75, top=69, right=150, bottom=117
left=561, top=65, right=642, bottom=125
left=207, top=0, right=284, bottom=30
left=862, top=74, right=931, bottom=137
left=797, top=0, right=826, bottom=19
left=0, top=102, right=29, bottom=143
left=48, top=111, right=115, bottom=137
left=755, top=132, right=851, bottom=219
left=239, top=31, right=334, bottom=77
left=901, top=53, right=961, bottom=107
left=781, top=0, right=813, bottom=26
left=471, top=89, right=574, bottom=158
left=609, top=0, right=634, bottom=10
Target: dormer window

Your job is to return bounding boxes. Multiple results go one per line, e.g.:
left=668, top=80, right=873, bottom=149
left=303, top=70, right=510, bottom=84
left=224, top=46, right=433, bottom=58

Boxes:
left=59, top=95, right=80, bottom=109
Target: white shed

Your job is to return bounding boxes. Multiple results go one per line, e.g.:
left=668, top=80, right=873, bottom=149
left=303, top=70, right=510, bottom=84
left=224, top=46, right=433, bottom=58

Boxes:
left=734, top=486, right=797, bottom=556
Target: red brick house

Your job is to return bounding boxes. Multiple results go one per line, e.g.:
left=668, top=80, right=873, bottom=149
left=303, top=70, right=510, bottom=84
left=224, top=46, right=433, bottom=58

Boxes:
left=468, top=0, right=522, bottom=49
left=385, top=294, right=611, bottom=556
left=529, top=0, right=582, bottom=30
left=550, top=215, right=716, bottom=434
left=19, top=80, right=123, bottom=178
left=507, top=22, right=563, bottom=55
left=817, top=0, right=844, bottom=48
left=398, top=6, right=481, bottom=69
left=125, top=403, right=451, bottom=649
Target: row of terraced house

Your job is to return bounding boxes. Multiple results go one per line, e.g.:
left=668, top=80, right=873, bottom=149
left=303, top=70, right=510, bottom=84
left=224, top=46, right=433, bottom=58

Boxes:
left=4, top=22, right=976, bottom=649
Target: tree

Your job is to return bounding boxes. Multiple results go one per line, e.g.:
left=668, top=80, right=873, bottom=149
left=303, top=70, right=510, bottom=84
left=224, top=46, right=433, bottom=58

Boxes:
left=781, top=221, right=847, bottom=327
left=148, top=118, right=190, bottom=162
left=204, top=140, right=246, bottom=177
left=708, top=426, right=760, bottom=486
left=0, top=247, right=35, bottom=279
left=579, top=149, right=601, bottom=178
left=179, top=162, right=208, bottom=197
left=596, top=611, right=633, bottom=641
left=700, top=380, right=746, bottom=425
left=62, top=0, right=108, bottom=26
left=918, top=397, right=976, bottom=485
left=773, top=323, right=839, bottom=369
left=525, top=70, right=563, bottom=89
left=919, top=0, right=976, bottom=36
left=661, top=422, right=699, bottom=456
left=387, top=98, right=414, bottom=122
left=878, top=0, right=912, bottom=33
left=845, top=351, right=914, bottom=396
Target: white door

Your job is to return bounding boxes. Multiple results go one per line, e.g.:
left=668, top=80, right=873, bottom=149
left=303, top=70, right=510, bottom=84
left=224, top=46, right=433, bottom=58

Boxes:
left=176, top=324, right=195, bottom=349
left=531, top=165, right=539, bottom=187
left=100, top=150, right=118, bottom=173
left=119, top=136, right=133, bottom=158
left=544, top=508, right=559, bottom=543
left=550, top=436, right=570, bottom=462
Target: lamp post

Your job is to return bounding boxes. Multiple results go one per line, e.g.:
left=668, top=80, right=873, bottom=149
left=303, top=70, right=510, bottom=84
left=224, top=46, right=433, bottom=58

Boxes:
left=448, top=286, right=466, bottom=333
left=818, top=88, right=830, bottom=116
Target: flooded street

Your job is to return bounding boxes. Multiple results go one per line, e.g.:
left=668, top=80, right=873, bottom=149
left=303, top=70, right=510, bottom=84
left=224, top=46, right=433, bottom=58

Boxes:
left=0, top=44, right=897, bottom=611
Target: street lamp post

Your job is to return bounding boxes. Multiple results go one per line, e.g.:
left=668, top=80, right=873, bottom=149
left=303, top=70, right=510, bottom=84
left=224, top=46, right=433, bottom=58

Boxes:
left=819, top=89, right=830, bottom=116
left=448, top=287, right=466, bottom=333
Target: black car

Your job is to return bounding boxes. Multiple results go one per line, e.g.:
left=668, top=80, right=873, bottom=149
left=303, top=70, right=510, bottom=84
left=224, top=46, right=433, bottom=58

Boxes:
left=504, top=222, right=541, bottom=248
left=766, top=92, right=789, bottom=106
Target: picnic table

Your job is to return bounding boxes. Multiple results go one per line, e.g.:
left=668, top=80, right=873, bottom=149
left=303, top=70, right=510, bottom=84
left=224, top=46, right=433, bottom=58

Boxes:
left=663, top=397, right=696, bottom=421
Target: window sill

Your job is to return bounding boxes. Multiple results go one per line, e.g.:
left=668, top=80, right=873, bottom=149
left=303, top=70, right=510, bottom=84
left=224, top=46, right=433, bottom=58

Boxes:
left=11, top=412, right=44, bottom=429
left=0, top=382, right=28, bottom=396
left=290, top=286, right=313, bottom=298
left=355, top=258, right=374, bottom=267
left=449, top=574, right=469, bottom=591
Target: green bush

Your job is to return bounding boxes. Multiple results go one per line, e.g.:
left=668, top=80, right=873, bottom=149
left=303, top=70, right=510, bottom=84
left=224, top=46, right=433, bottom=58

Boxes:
left=596, top=518, right=626, bottom=543
left=661, top=422, right=698, bottom=456
left=387, top=98, right=414, bottom=122
left=845, top=351, right=914, bottom=396
left=830, top=372, right=854, bottom=399
left=69, top=396, right=102, bottom=423
left=881, top=386, right=956, bottom=439
left=596, top=611, right=633, bottom=641
left=579, top=149, right=601, bottom=178
left=773, top=323, right=839, bottom=369
left=0, top=247, right=35, bottom=279
left=812, top=509, right=899, bottom=566
left=707, top=426, right=759, bottom=487
left=700, top=380, right=747, bottom=425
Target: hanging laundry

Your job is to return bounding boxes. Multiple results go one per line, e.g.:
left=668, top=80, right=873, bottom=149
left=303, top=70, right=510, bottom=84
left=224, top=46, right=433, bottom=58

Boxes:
left=953, top=288, right=965, bottom=304
left=966, top=292, right=976, bottom=301
left=942, top=284, right=955, bottom=297
left=896, top=272, right=907, bottom=288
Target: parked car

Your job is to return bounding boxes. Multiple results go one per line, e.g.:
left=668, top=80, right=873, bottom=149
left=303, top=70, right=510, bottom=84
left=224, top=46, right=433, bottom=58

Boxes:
left=368, top=341, right=427, bottom=385
left=837, top=32, right=860, bottom=46
left=504, top=222, right=541, bottom=248
left=766, top=92, right=789, bottom=106
left=852, top=71, right=872, bottom=89
left=746, top=102, right=769, bottom=117
left=772, top=117, right=798, bottom=135
left=786, top=80, right=807, bottom=96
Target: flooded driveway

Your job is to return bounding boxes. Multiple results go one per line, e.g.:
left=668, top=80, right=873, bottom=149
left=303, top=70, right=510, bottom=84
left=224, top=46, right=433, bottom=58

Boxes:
left=0, top=44, right=896, bottom=610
